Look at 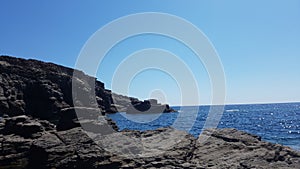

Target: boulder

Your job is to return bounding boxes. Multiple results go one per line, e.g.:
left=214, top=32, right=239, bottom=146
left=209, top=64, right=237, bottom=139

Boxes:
left=3, top=115, right=44, bottom=138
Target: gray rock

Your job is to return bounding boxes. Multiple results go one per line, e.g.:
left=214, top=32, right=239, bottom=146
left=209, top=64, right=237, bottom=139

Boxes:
left=0, top=55, right=172, bottom=131
left=190, top=128, right=300, bottom=168
left=0, top=116, right=300, bottom=168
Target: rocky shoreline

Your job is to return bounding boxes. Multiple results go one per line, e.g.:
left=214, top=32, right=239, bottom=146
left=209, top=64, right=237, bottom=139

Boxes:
left=1, top=115, right=300, bottom=169
left=0, top=56, right=300, bottom=168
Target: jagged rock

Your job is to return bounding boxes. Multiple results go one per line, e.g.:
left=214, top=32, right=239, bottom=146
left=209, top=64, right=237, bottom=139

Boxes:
left=105, top=118, right=119, bottom=131
left=2, top=115, right=44, bottom=138
left=126, top=99, right=175, bottom=114
left=0, top=116, right=300, bottom=168
left=56, top=107, right=101, bottom=131
left=0, top=55, right=173, bottom=128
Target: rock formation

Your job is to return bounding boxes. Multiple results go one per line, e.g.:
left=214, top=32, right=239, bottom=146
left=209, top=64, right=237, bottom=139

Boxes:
left=0, top=56, right=299, bottom=168
left=0, top=56, right=174, bottom=120
left=1, top=115, right=300, bottom=169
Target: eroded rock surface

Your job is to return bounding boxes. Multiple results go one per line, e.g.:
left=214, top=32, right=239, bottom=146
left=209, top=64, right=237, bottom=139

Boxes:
left=1, top=115, right=300, bottom=169
left=191, top=129, right=300, bottom=168
left=0, top=56, right=174, bottom=121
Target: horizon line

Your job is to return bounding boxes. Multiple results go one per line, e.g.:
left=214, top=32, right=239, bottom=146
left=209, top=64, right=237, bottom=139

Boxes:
left=170, top=101, right=300, bottom=107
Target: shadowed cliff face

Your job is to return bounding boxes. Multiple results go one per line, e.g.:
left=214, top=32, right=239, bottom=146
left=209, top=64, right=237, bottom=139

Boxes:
left=0, top=56, right=173, bottom=124
left=0, top=56, right=102, bottom=120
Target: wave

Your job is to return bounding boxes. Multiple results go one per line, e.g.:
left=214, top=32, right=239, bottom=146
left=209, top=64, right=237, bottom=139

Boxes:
left=225, top=109, right=240, bottom=112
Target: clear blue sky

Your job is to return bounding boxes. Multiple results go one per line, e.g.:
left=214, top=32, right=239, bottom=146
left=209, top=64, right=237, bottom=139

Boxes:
left=1, top=1, right=300, bottom=105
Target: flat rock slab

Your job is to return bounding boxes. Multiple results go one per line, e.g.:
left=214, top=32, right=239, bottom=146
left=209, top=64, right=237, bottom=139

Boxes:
left=192, top=128, right=300, bottom=169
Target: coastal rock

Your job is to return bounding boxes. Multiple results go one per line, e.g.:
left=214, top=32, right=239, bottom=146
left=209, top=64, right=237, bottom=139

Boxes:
left=190, top=128, right=300, bottom=168
left=56, top=107, right=103, bottom=131
left=0, top=56, right=172, bottom=126
left=126, top=99, right=175, bottom=114
left=2, top=115, right=46, bottom=138
left=1, top=56, right=299, bottom=168
left=1, top=116, right=299, bottom=169
left=0, top=115, right=118, bottom=169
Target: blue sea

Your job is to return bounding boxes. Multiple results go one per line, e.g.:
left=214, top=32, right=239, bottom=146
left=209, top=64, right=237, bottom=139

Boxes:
left=108, top=102, right=300, bottom=151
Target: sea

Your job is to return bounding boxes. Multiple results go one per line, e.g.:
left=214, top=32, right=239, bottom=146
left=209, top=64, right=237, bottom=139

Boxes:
left=108, top=102, right=300, bottom=151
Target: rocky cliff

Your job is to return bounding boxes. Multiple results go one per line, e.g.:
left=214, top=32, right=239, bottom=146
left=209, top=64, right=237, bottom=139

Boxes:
left=0, top=56, right=300, bottom=169
left=0, top=56, right=173, bottom=126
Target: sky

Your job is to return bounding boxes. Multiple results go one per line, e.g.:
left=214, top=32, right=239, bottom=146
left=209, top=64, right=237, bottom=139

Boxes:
left=1, top=1, right=300, bottom=106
